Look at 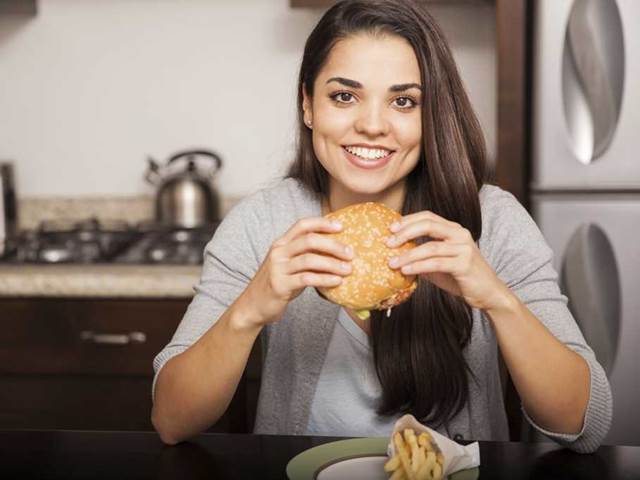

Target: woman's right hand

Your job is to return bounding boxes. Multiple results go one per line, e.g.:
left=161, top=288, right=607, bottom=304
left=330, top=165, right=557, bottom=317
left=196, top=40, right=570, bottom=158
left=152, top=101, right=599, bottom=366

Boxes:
left=240, top=217, right=354, bottom=328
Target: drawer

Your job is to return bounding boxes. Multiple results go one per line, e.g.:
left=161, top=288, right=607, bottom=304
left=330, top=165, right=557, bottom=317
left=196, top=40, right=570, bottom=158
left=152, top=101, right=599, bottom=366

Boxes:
left=0, top=375, right=157, bottom=431
left=0, top=298, right=188, bottom=376
left=0, top=374, right=247, bottom=432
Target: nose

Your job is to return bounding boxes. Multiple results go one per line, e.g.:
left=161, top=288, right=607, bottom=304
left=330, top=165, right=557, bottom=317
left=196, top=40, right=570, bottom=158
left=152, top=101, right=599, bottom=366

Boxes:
left=354, top=102, right=390, bottom=137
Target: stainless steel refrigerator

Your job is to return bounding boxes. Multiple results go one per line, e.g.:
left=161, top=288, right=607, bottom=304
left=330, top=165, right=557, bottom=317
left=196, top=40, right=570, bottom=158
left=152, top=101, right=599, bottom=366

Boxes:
left=531, top=0, right=640, bottom=446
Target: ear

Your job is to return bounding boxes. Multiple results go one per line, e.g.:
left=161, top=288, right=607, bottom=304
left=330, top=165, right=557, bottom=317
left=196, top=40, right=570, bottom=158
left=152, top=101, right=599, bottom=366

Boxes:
left=302, top=83, right=313, bottom=126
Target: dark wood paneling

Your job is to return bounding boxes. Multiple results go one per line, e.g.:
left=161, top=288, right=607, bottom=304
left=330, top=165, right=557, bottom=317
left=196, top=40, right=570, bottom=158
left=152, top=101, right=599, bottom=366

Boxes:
left=0, top=375, right=248, bottom=432
left=495, top=0, right=529, bottom=206
left=0, top=376, right=159, bottom=431
left=0, top=0, right=37, bottom=15
left=0, top=299, right=188, bottom=375
left=290, top=0, right=491, bottom=6
left=0, top=298, right=262, bottom=433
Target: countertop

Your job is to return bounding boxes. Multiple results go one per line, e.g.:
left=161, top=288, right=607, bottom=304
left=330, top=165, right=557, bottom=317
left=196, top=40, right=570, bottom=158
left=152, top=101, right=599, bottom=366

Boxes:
left=2, top=194, right=244, bottom=298
left=0, top=264, right=201, bottom=298
left=1, top=430, right=639, bottom=480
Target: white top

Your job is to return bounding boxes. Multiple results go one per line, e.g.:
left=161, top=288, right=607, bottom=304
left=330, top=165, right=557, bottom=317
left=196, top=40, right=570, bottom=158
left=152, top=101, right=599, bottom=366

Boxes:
left=306, top=308, right=398, bottom=437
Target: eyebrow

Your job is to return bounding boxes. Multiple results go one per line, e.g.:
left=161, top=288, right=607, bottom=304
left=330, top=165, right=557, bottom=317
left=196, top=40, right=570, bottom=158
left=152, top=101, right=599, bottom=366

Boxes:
left=326, top=77, right=423, bottom=92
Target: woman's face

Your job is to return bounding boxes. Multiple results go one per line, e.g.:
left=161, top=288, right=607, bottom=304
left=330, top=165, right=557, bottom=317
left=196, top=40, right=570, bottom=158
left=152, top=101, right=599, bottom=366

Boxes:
left=303, top=33, right=423, bottom=209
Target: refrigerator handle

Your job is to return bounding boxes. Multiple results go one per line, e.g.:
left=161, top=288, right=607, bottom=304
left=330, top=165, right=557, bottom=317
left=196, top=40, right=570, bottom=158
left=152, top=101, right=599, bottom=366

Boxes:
left=562, top=0, right=625, bottom=164
left=561, top=223, right=621, bottom=375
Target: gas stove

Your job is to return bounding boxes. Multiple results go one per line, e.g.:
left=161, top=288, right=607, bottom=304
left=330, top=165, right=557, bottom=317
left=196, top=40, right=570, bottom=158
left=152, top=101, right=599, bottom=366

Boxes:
left=1, top=217, right=218, bottom=265
left=114, top=222, right=217, bottom=265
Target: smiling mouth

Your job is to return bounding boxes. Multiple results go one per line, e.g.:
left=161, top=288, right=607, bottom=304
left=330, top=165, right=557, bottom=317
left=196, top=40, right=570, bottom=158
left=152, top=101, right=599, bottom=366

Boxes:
left=343, top=145, right=394, bottom=160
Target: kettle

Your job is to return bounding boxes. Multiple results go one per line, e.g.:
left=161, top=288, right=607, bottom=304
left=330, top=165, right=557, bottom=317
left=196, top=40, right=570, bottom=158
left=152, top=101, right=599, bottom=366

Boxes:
left=145, top=150, right=223, bottom=229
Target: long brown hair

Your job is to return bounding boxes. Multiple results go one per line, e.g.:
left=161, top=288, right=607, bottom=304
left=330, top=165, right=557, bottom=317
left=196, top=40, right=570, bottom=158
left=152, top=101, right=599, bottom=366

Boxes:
left=288, top=0, right=487, bottom=427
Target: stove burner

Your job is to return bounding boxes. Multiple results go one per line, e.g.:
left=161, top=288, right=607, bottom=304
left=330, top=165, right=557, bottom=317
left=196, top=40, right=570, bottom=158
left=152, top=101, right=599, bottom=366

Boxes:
left=1, top=218, right=218, bottom=265
left=113, top=225, right=216, bottom=265
left=9, top=217, right=140, bottom=264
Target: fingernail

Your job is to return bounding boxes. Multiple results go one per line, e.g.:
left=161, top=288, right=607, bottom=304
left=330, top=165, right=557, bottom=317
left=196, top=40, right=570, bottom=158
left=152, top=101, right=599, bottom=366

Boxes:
left=345, top=245, right=353, bottom=257
left=386, top=235, right=396, bottom=246
left=389, top=256, right=399, bottom=268
left=389, top=222, right=401, bottom=232
left=331, top=221, right=342, bottom=230
left=340, top=262, right=351, bottom=272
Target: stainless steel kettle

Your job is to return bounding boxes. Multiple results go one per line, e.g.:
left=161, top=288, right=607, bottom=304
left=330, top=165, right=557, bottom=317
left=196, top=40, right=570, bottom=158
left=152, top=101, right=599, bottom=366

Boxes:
left=145, top=150, right=223, bottom=228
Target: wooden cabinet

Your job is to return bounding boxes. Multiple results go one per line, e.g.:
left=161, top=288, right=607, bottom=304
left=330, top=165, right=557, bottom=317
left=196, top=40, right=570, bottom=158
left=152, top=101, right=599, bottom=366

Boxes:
left=291, top=0, right=491, bottom=5
left=495, top=0, right=529, bottom=208
left=0, top=298, right=261, bottom=433
left=0, top=0, right=37, bottom=15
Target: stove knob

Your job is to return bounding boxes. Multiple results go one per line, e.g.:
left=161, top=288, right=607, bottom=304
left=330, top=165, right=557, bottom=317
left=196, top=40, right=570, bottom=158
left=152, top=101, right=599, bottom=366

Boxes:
left=148, top=246, right=169, bottom=263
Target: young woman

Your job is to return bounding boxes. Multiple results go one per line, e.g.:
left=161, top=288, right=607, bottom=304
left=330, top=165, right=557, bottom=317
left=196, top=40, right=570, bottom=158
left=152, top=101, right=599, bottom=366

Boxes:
left=151, top=0, right=612, bottom=453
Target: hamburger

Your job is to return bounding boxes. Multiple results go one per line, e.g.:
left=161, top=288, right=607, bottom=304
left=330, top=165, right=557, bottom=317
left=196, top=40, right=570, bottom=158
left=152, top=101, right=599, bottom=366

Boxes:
left=318, top=202, right=417, bottom=319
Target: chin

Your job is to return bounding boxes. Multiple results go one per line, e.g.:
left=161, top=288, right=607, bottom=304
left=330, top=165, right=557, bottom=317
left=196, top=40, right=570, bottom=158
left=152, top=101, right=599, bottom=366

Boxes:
left=341, top=176, right=392, bottom=197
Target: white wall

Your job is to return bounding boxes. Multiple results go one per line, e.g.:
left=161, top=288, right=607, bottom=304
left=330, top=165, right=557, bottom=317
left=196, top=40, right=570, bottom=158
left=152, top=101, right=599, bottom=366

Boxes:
left=0, top=0, right=495, bottom=198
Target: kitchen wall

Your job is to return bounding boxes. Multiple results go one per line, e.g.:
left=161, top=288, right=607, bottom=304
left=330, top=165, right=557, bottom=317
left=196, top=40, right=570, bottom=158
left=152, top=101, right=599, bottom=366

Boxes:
left=0, top=0, right=495, bottom=200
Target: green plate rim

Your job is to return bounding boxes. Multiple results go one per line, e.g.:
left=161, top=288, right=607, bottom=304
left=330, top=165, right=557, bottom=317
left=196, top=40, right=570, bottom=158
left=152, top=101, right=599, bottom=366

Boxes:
left=286, top=437, right=388, bottom=480
left=285, top=437, right=480, bottom=480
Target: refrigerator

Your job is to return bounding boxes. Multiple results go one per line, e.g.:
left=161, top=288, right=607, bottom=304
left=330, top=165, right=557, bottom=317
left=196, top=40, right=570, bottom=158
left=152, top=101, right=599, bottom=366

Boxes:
left=530, top=0, right=640, bottom=446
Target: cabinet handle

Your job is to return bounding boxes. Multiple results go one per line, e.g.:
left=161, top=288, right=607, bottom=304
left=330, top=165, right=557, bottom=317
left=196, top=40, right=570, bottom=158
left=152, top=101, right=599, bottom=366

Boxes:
left=80, top=330, right=147, bottom=345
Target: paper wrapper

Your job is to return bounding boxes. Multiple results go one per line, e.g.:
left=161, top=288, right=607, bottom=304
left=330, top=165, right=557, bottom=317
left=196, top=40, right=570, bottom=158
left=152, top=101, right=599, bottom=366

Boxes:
left=387, top=414, right=480, bottom=478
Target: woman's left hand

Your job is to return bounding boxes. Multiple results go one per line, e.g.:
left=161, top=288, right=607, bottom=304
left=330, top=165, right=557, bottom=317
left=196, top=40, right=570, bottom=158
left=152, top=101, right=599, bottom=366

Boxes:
left=386, top=210, right=512, bottom=312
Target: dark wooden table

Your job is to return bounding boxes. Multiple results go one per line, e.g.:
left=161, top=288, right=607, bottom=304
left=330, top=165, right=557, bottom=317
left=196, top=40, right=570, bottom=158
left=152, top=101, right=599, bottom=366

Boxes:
left=0, top=430, right=639, bottom=479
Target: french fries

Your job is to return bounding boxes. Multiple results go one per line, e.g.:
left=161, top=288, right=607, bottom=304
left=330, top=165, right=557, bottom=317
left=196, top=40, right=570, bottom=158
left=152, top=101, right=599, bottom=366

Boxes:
left=384, top=428, right=444, bottom=480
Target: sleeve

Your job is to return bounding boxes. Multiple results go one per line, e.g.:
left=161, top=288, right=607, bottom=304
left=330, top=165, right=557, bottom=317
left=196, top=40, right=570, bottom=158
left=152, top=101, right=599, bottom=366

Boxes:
left=151, top=190, right=269, bottom=400
left=481, top=186, right=613, bottom=453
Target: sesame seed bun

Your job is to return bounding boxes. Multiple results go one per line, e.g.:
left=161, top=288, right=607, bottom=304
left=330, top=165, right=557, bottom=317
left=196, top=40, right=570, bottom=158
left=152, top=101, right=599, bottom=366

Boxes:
left=318, top=202, right=417, bottom=312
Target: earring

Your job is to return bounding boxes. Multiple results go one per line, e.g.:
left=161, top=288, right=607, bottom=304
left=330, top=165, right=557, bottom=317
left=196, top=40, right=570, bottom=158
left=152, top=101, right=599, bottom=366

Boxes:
left=306, top=119, right=312, bottom=128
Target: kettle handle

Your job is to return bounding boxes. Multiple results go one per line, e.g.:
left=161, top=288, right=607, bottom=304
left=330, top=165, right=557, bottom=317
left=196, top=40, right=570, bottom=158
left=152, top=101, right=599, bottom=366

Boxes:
left=145, top=156, right=163, bottom=185
left=167, top=149, right=222, bottom=174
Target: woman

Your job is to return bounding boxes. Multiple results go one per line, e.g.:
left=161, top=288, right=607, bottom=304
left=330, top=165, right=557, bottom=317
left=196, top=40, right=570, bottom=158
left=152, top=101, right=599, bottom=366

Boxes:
left=151, top=0, right=612, bottom=453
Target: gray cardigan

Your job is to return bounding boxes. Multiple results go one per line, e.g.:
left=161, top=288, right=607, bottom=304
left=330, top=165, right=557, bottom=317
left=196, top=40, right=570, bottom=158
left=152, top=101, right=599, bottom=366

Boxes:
left=153, top=178, right=612, bottom=453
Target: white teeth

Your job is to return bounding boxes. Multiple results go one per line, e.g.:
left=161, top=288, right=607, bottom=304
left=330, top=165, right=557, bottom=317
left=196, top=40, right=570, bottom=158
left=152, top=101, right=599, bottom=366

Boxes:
left=344, top=146, right=391, bottom=160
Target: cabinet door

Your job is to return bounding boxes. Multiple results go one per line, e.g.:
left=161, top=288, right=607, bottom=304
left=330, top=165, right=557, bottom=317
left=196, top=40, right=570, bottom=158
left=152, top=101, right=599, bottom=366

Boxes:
left=0, top=298, right=261, bottom=432
left=0, top=299, right=186, bottom=376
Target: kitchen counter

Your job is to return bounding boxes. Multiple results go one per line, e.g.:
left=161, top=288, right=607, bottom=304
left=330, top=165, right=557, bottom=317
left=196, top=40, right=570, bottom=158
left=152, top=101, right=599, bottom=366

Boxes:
left=0, top=264, right=201, bottom=298
left=1, top=429, right=639, bottom=480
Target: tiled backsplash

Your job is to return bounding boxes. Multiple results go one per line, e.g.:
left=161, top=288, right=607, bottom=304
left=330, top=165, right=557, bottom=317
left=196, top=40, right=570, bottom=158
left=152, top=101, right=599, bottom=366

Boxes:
left=18, top=195, right=242, bottom=230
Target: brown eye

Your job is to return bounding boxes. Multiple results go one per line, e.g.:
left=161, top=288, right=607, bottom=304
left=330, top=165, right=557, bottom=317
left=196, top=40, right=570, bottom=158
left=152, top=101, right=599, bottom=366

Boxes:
left=394, top=96, right=417, bottom=109
left=331, top=92, right=355, bottom=104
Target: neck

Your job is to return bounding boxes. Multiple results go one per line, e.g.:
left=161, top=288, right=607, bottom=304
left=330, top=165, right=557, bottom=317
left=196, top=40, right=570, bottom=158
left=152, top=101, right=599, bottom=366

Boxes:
left=345, top=308, right=371, bottom=336
left=323, top=180, right=406, bottom=214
